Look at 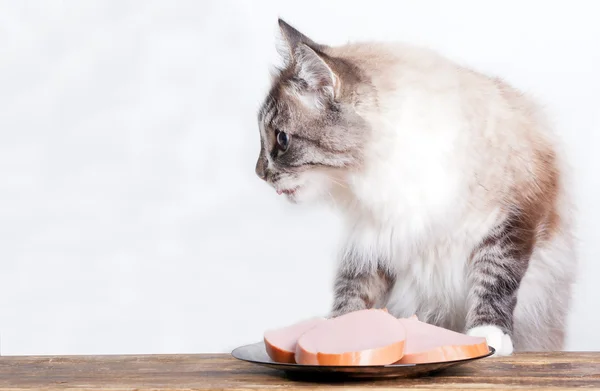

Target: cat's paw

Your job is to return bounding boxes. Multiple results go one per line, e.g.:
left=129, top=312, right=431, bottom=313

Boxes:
left=467, top=325, right=514, bottom=356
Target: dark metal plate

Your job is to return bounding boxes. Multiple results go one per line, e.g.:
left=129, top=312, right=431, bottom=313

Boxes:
left=231, top=341, right=495, bottom=380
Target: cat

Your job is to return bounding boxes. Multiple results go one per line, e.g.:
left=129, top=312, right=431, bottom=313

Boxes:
left=254, top=19, right=576, bottom=355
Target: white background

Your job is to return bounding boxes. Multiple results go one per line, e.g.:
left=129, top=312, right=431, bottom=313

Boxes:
left=1, top=0, right=598, bottom=355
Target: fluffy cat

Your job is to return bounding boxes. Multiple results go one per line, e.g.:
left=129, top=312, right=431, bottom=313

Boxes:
left=254, top=19, right=576, bottom=355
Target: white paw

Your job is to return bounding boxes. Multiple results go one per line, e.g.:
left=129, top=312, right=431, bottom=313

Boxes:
left=467, top=325, right=514, bottom=356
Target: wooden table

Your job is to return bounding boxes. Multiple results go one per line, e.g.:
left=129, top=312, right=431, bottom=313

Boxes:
left=1, top=352, right=599, bottom=390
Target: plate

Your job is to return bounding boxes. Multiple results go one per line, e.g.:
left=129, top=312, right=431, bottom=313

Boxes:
left=231, top=341, right=495, bottom=380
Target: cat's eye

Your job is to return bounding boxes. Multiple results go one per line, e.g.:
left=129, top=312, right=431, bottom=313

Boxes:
left=276, top=130, right=289, bottom=152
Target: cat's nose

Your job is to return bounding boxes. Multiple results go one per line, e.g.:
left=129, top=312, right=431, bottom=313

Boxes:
left=255, top=157, right=268, bottom=181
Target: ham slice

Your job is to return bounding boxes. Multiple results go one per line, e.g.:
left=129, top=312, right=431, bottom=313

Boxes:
left=263, top=317, right=325, bottom=363
left=395, top=316, right=489, bottom=364
left=295, top=309, right=406, bottom=366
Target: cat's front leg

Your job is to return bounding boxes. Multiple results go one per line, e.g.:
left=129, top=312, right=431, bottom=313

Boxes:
left=330, top=261, right=395, bottom=318
left=465, top=215, right=533, bottom=356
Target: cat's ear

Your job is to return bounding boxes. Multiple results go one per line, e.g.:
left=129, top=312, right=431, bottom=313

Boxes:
left=294, top=43, right=340, bottom=99
left=277, top=18, right=321, bottom=60
left=276, top=18, right=340, bottom=102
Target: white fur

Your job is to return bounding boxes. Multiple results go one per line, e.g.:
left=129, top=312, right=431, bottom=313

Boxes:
left=468, top=325, right=514, bottom=356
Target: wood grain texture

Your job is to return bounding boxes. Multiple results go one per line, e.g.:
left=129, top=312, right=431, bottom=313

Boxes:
left=0, top=352, right=599, bottom=390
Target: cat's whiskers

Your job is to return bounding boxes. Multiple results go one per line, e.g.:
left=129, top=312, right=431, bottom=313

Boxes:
left=323, top=174, right=348, bottom=190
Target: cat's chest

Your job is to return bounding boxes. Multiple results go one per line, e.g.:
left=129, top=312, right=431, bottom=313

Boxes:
left=344, top=167, right=495, bottom=331
left=385, top=239, right=471, bottom=331
left=345, top=217, right=473, bottom=330
left=359, top=222, right=475, bottom=331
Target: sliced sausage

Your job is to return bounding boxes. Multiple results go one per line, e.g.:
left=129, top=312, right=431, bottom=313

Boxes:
left=295, top=309, right=406, bottom=366
left=263, top=317, right=325, bottom=363
left=396, top=316, right=489, bottom=364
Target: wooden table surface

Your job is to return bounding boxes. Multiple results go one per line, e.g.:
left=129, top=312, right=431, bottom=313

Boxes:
left=1, top=352, right=599, bottom=390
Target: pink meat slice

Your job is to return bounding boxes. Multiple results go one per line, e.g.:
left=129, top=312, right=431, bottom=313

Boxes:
left=263, top=317, right=325, bottom=363
left=396, top=317, right=489, bottom=364
left=295, top=309, right=406, bottom=366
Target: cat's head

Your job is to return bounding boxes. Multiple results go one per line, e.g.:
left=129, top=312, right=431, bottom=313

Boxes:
left=255, top=19, right=373, bottom=204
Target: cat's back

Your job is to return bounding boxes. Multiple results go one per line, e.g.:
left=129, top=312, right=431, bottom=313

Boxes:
left=330, top=39, right=563, bottom=193
left=327, top=40, right=468, bottom=93
left=328, top=39, right=541, bottom=124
